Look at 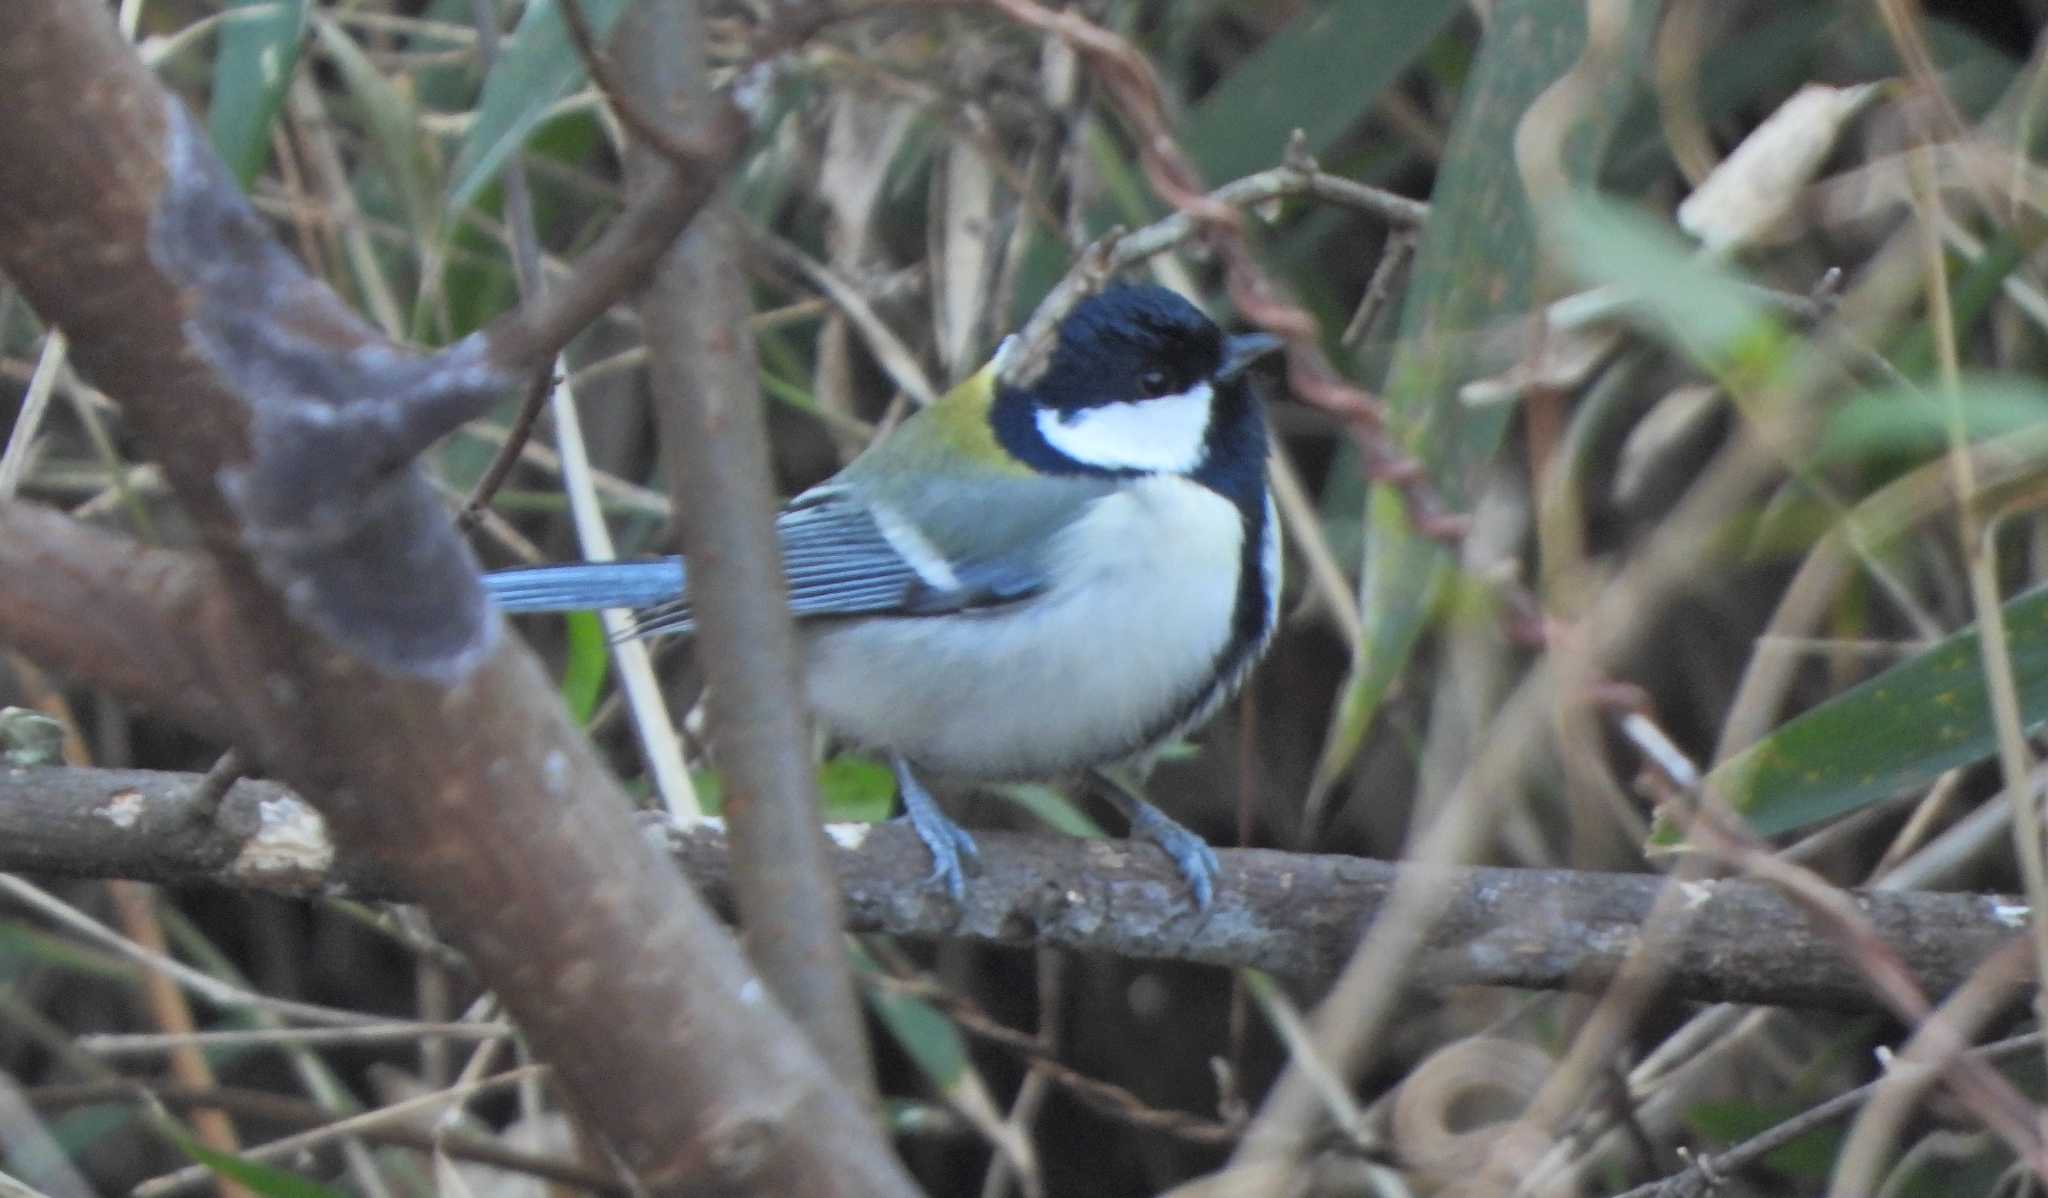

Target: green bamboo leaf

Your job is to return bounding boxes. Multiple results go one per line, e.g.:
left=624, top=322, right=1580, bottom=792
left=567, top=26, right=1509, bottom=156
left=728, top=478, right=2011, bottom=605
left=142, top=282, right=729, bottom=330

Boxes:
left=0, top=922, right=143, bottom=983
left=853, top=944, right=968, bottom=1089
left=1686, top=1099, right=1842, bottom=1180
left=1554, top=201, right=2048, bottom=847
left=1550, top=195, right=1786, bottom=374
left=690, top=767, right=723, bottom=813
left=560, top=610, right=609, bottom=723
left=1186, top=0, right=1461, bottom=183
left=1821, top=375, right=2048, bottom=462
left=1888, top=227, right=2026, bottom=384
left=446, top=0, right=631, bottom=212
left=311, top=16, right=440, bottom=235
left=164, top=1123, right=347, bottom=1198
left=47, top=1106, right=136, bottom=1172
left=1312, top=0, right=1655, bottom=800
left=819, top=755, right=896, bottom=823
left=992, top=783, right=1105, bottom=838
left=1683, top=584, right=2048, bottom=841
left=209, top=0, right=308, bottom=187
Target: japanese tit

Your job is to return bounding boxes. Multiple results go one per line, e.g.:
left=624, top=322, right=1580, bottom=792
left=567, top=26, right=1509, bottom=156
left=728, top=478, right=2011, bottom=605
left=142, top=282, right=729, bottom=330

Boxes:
left=485, top=284, right=1283, bottom=908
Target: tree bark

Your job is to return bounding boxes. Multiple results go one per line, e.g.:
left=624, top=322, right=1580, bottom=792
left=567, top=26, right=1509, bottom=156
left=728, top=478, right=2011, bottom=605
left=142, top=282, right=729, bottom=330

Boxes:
left=0, top=4, right=915, bottom=1193
left=0, top=764, right=2025, bottom=1012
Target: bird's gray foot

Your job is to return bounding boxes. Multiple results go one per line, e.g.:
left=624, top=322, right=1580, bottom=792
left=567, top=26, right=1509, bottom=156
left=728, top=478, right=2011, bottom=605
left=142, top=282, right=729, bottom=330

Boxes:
left=1095, top=771, right=1220, bottom=910
left=892, top=756, right=978, bottom=901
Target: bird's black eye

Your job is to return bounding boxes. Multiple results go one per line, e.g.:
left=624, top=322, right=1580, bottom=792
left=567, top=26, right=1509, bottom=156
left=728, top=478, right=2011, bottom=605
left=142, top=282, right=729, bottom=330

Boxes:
left=1138, top=367, right=1174, bottom=398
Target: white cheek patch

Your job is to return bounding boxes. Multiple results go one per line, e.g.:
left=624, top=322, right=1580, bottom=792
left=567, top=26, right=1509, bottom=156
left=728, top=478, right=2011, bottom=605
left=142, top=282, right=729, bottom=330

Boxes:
left=1034, top=382, right=1213, bottom=474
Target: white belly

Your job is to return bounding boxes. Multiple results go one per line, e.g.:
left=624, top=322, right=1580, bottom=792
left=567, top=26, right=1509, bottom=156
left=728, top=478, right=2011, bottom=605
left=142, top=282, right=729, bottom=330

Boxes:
left=800, top=476, right=1246, bottom=779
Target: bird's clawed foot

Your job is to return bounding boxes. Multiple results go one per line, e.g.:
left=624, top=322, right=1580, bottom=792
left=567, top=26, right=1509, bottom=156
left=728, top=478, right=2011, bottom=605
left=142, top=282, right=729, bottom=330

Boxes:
left=1095, top=769, right=1220, bottom=910
left=892, top=756, right=979, bottom=902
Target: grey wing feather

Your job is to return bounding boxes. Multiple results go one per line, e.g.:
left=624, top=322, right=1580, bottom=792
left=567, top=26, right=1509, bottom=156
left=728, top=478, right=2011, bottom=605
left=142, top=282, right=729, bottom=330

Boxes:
left=806, top=472, right=1120, bottom=614
left=490, top=477, right=1092, bottom=640
left=629, top=486, right=1045, bottom=638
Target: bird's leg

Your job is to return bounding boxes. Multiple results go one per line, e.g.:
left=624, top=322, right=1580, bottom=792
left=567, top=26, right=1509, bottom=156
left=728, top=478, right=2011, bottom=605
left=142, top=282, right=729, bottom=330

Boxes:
left=892, top=755, right=979, bottom=901
left=1093, top=765, right=1220, bottom=910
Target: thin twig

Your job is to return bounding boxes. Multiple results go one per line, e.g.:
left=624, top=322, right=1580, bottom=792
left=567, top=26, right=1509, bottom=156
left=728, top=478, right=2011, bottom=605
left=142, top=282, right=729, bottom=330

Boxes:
left=544, top=363, right=701, bottom=819
left=0, top=1070, right=97, bottom=1198
left=0, top=873, right=383, bottom=1029
left=558, top=0, right=710, bottom=170
left=740, top=220, right=940, bottom=406
left=104, top=880, right=254, bottom=1198
left=1233, top=431, right=1783, bottom=1164
left=80, top=1022, right=515, bottom=1058
left=1909, top=140, right=2048, bottom=1089
left=1340, top=229, right=1419, bottom=347
left=1694, top=816, right=2048, bottom=1178
left=1240, top=971, right=1373, bottom=1153
left=184, top=747, right=245, bottom=822
left=0, top=331, right=66, bottom=500
left=876, top=974, right=1239, bottom=1145
left=457, top=0, right=568, bottom=530
left=1611, top=1032, right=2048, bottom=1198
left=458, top=364, right=558, bottom=529
left=30, top=1079, right=624, bottom=1194
left=977, top=948, right=1062, bottom=1198
left=131, top=1066, right=552, bottom=1198
left=477, top=0, right=699, bottom=819
left=456, top=413, right=672, bottom=517
left=1003, top=154, right=1426, bottom=380
left=1826, top=933, right=2031, bottom=1195
left=1827, top=939, right=2037, bottom=1198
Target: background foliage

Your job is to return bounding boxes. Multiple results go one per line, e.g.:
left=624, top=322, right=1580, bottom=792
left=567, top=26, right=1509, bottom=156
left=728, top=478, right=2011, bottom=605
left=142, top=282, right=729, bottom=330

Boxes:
left=5, top=0, right=2048, bottom=1194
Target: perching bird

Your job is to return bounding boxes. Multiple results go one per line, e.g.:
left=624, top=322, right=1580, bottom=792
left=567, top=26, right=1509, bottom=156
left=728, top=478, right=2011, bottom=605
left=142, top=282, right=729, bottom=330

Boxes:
left=484, top=284, right=1282, bottom=908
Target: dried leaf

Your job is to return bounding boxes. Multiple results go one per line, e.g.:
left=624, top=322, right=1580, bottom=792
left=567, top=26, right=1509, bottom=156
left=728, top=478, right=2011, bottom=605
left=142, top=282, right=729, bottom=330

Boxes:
left=1677, top=82, right=1882, bottom=253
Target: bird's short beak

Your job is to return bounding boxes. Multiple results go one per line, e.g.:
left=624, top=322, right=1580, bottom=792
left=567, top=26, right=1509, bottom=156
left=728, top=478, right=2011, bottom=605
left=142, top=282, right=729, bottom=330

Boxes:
left=1219, top=332, right=1284, bottom=381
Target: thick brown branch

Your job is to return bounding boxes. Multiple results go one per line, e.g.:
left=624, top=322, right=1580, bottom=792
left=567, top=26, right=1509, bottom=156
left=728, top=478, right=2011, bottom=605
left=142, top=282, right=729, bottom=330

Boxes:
left=476, top=107, right=744, bottom=375
left=0, top=4, right=912, bottom=1193
left=0, top=504, right=243, bottom=744
left=0, top=766, right=2028, bottom=1012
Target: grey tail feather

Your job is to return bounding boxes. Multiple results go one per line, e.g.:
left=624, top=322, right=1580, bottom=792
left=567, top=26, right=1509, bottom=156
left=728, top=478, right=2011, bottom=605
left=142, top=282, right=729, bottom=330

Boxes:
left=482, top=559, right=686, bottom=614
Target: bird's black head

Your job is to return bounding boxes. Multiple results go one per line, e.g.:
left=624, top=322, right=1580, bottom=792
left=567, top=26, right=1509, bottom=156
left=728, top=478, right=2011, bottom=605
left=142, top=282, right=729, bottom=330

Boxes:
left=1025, top=285, right=1226, bottom=413
left=990, top=284, right=1280, bottom=487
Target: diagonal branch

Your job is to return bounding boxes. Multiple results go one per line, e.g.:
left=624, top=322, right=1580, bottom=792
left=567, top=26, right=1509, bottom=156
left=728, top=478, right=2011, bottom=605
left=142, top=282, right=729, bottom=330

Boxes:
left=0, top=504, right=243, bottom=744
left=0, top=3, right=912, bottom=1193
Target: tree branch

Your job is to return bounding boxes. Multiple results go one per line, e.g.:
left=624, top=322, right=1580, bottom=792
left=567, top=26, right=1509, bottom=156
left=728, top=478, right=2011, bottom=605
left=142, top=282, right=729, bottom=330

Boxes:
left=0, top=3, right=911, bottom=1192
left=0, top=766, right=2028, bottom=1012
left=615, top=0, right=876, bottom=1099
left=0, top=505, right=243, bottom=744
